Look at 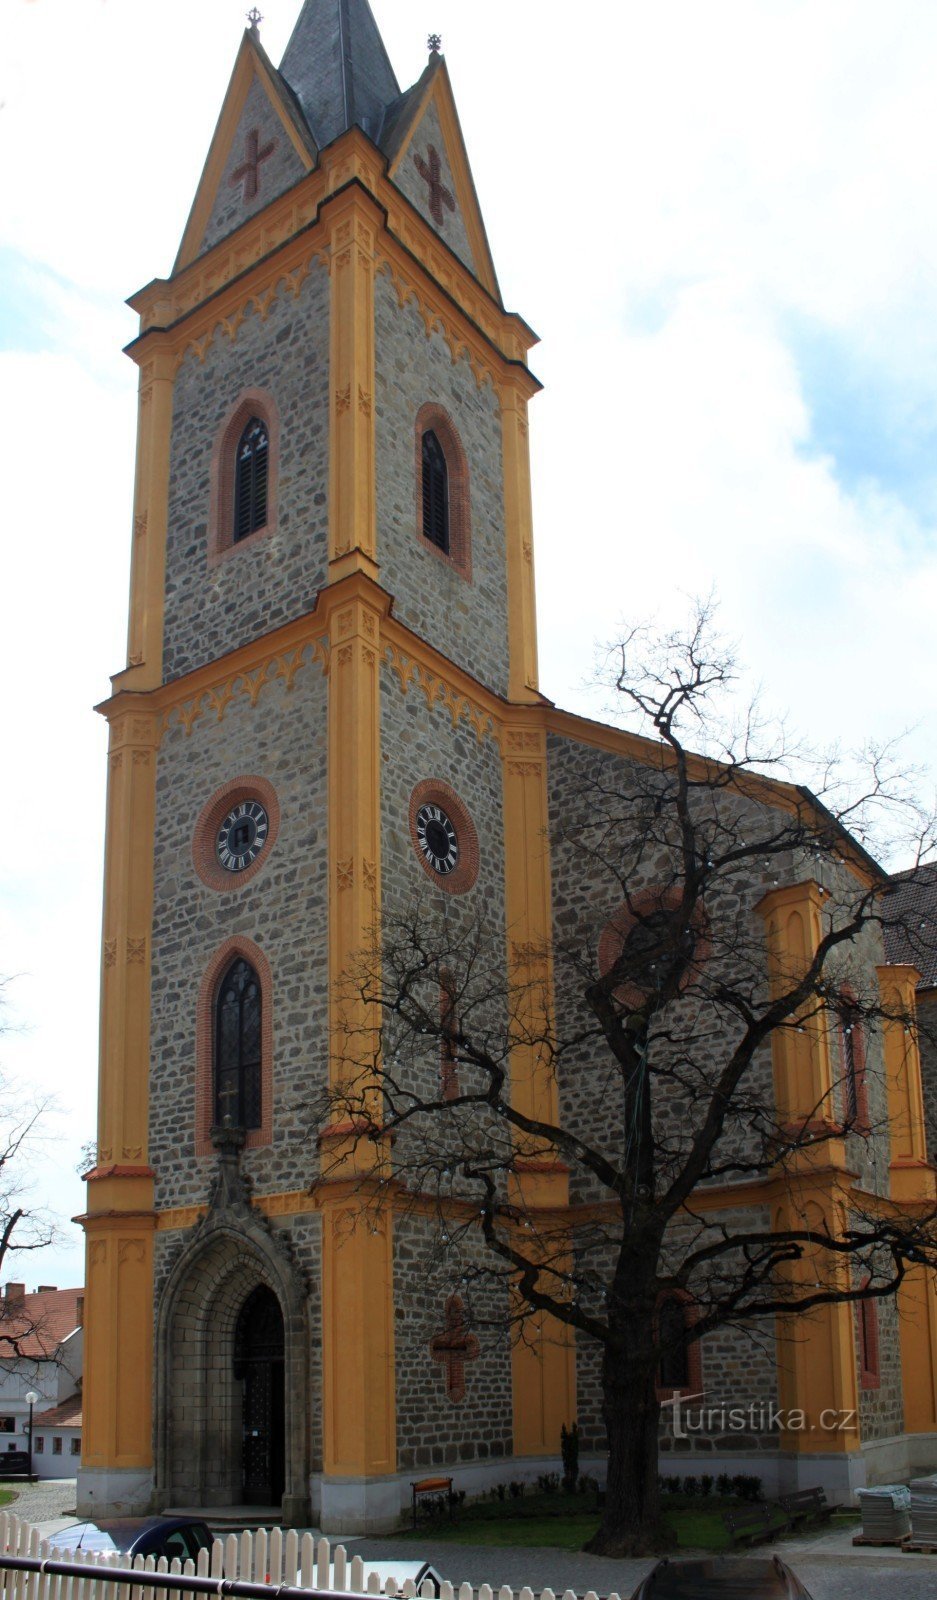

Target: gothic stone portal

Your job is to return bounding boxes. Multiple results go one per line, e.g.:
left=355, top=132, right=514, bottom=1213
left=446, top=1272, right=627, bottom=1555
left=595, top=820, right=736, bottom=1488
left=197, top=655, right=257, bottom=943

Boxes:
left=157, top=1229, right=308, bottom=1518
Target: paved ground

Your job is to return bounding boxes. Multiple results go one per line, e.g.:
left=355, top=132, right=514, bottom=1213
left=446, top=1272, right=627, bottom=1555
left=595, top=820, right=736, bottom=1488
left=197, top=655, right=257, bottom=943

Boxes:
left=10, top=1480, right=937, bottom=1600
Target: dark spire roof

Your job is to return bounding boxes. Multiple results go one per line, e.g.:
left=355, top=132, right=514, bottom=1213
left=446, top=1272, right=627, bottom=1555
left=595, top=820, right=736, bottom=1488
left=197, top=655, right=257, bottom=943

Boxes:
left=279, top=0, right=400, bottom=149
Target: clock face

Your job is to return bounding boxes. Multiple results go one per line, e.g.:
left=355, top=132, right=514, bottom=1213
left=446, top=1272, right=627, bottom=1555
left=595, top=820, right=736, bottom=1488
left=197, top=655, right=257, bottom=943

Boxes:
left=216, top=799, right=269, bottom=873
left=415, top=802, right=459, bottom=876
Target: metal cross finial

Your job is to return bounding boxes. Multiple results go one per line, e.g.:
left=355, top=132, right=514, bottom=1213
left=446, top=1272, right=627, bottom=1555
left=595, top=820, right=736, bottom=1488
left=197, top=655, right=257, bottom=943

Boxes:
left=427, top=32, right=442, bottom=54
left=247, top=7, right=263, bottom=32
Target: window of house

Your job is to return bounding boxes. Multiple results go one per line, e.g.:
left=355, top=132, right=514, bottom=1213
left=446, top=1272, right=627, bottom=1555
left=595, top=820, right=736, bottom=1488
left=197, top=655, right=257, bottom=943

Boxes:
left=34, top=1437, right=44, bottom=1454
left=858, top=1276, right=881, bottom=1389
left=52, top=1437, right=62, bottom=1455
left=214, top=956, right=262, bottom=1129
left=421, top=430, right=449, bottom=553
left=0, top=1417, right=14, bottom=1433
left=233, top=417, right=269, bottom=542
left=70, top=1438, right=81, bottom=1456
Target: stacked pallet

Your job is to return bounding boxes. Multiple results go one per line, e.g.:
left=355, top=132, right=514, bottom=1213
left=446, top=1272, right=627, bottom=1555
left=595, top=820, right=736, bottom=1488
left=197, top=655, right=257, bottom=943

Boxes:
left=908, top=1474, right=937, bottom=1550
left=855, top=1485, right=911, bottom=1545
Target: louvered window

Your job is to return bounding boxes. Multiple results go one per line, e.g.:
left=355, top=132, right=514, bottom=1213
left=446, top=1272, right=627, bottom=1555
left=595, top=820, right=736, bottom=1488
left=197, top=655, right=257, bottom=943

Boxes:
left=214, top=956, right=262, bottom=1129
left=421, top=429, right=449, bottom=553
left=233, top=417, right=269, bottom=541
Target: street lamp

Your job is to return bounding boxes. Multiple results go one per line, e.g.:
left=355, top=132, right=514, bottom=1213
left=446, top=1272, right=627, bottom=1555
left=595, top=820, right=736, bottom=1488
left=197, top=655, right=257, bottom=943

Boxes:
left=24, top=1392, right=38, bottom=1483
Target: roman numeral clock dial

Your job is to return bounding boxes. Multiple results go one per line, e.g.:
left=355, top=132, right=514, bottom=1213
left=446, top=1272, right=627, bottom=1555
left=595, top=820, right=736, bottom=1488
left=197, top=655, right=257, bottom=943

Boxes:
left=415, top=802, right=459, bottom=875
left=216, top=799, right=269, bottom=872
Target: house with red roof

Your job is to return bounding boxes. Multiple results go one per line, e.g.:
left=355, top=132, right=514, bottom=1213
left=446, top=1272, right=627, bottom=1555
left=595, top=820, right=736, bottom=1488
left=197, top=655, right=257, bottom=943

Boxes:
left=0, top=1284, right=83, bottom=1478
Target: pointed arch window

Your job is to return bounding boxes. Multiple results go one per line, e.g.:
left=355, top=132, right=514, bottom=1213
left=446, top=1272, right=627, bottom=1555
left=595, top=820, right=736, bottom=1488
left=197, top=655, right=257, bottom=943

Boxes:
left=858, top=1275, right=881, bottom=1389
left=414, top=405, right=471, bottom=579
left=234, top=417, right=269, bottom=542
left=214, top=956, right=263, bottom=1129
left=421, top=429, right=449, bottom=553
left=836, top=988, right=870, bottom=1135
left=655, top=1291, right=703, bottom=1398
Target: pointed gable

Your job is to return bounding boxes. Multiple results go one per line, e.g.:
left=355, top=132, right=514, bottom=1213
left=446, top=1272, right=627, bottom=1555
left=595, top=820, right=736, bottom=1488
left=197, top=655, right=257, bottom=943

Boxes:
left=385, top=58, right=499, bottom=300
left=279, top=0, right=400, bottom=148
left=175, top=31, right=316, bottom=272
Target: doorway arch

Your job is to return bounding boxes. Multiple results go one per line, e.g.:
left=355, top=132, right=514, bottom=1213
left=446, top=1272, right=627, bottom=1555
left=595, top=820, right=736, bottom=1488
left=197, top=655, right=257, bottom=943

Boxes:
left=235, top=1285, right=285, bottom=1504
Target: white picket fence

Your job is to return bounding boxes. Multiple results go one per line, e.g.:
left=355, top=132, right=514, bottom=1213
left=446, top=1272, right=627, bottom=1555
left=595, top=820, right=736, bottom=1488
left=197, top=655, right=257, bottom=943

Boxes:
left=0, top=1514, right=616, bottom=1600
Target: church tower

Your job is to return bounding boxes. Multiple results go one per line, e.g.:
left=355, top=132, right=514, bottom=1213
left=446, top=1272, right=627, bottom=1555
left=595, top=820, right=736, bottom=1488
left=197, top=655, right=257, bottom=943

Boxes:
left=79, top=0, right=572, bottom=1531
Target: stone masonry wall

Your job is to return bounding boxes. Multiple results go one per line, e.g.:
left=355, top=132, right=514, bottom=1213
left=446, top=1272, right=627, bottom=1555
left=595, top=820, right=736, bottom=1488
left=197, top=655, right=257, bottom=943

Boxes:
left=150, top=660, right=329, bottom=1211
left=163, top=260, right=329, bottom=683
left=374, top=272, right=509, bottom=696
left=200, top=76, right=308, bottom=258
left=393, top=1210, right=513, bottom=1471
left=918, top=992, right=937, bottom=1161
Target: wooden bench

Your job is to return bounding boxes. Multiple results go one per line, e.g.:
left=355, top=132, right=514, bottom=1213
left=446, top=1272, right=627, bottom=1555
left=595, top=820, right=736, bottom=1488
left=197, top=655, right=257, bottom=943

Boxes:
left=410, top=1476, right=453, bottom=1528
left=778, top=1487, right=832, bottom=1528
left=723, top=1502, right=788, bottom=1546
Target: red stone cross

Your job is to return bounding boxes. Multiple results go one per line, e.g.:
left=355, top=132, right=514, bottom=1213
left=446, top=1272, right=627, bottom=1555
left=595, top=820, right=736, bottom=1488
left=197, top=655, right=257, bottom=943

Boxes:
left=412, top=146, right=455, bottom=229
left=230, top=127, right=278, bottom=202
left=430, top=1294, right=479, bottom=1403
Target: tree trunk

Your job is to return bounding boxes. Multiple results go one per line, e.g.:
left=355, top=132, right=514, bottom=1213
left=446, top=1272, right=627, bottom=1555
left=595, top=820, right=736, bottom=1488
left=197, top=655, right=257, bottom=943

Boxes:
left=584, top=1345, right=667, bottom=1557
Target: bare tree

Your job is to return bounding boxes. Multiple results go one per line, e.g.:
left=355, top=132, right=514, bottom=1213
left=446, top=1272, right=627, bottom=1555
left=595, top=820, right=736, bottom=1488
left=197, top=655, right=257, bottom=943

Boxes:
left=0, top=984, right=61, bottom=1361
left=319, top=606, right=937, bottom=1556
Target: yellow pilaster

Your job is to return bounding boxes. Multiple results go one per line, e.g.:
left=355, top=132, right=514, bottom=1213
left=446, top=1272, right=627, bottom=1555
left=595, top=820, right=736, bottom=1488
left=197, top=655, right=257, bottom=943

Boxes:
left=898, top=1266, right=937, bottom=1435
left=81, top=705, right=159, bottom=1474
left=878, top=964, right=932, bottom=1199
left=124, top=343, right=174, bottom=689
left=500, top=389, right=540, bottom=703
left=502, top=720, right=576, bottom=1452
left=325, top=190, right=379, bottom=581
left=774, top=1191, right=860, bottom=1456
left=758, top=881, right=838, bottom=1136
left=319, top=576, right=394, bottom=1479
left=320, top=1195, right=396, bottom=1477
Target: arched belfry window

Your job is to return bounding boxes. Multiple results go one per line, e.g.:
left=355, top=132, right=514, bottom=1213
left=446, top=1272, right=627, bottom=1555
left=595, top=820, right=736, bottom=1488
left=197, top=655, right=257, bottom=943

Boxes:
left=421, top=429, right=449, bottom=553
left=234, top=417, right=269, bottom=542
left=214, top=957, right=262, bottom=1129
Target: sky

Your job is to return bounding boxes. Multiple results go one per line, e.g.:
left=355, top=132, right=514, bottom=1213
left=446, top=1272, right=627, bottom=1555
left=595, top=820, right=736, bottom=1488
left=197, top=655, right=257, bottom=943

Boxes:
left=2, top=0, right=936, bottom=1287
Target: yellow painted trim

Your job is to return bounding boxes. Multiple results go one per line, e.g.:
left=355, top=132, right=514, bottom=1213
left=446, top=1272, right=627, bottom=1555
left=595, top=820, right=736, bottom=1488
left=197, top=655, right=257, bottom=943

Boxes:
left=773, top=1190, right=860, bottom=1454
left=758, top=880, right=838, bottom=1132
left=81, top=1212, right=154, bottom=1470
left=174, top=32, right=316, bottom=274
left=321, top=1196, right=396, bottom=1477
left=898, top=1266, right=937, bottom=1434
left=324, top=189, right=379, bottom=570
left=501, top=390, right=540, bottom=700
left=122, top=347, right=174, bottom=691
left=878, top=965, right=930, bottom=1173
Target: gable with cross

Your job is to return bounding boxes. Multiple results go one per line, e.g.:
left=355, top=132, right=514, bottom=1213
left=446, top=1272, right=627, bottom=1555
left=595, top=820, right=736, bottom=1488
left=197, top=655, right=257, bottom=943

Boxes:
left=230, top=126, right=278, bottom=203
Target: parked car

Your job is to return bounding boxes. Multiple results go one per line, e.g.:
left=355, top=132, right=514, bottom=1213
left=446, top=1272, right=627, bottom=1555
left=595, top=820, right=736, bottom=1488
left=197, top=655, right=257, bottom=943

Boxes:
left=49, top=1518, right=214, bottom=1564
left=628, top=1556, right=814, bottom=1599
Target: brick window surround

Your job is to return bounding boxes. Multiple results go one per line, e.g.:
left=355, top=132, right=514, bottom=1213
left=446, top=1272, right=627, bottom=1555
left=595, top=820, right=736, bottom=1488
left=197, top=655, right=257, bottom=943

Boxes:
left=409, top=779, right=480, bottom=895
left=598, top=885, right=711, bottom=1010
left=858, top=1275, right=881, bottom=1389
left=196, top=936, right=274, bottom=1157
left=192, top=775, right=280, bottom=893
left=209, top=388, right=280, bottom=568
left=414, top=402, right=471, bottom=581
left=655, top=1290, right=703, bottom=1401
left=836, top=986, right=870, bottom=1136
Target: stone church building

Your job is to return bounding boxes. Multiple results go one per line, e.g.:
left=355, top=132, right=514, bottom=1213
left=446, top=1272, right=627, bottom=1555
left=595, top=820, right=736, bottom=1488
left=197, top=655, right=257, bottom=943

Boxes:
left=79, top=0, right=937, bottom=1532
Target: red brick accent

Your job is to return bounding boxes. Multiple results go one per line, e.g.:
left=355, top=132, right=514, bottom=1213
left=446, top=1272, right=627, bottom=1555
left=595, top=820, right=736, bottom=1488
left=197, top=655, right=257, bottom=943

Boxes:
left=655, top=1290, right=703, bottom=1401
left=195, top=936, right=274, bottom=1157
left=857, top=1275, right=881, bottom=1389
left=598, top=885, right=711, bottom=1010
left=414, top=402, right=471, bottom=581
left=430, top=1294, right=479, bottom=1403
left=192, top=774, right=280, bottom=892
left=409, top=779, right=479, bottom=896
left=208, top=388, right=279, bottom=567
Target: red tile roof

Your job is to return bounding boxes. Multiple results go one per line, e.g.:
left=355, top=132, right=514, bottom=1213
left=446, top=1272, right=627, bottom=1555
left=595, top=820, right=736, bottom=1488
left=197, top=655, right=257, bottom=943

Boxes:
left=35, top=1394, right=82, bottom=1428
left=0, top=1288, right=83, bottom=1361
